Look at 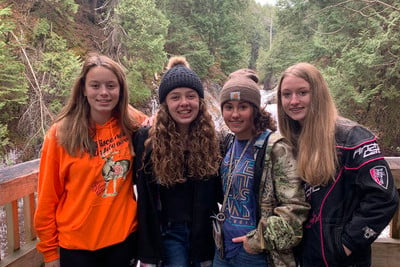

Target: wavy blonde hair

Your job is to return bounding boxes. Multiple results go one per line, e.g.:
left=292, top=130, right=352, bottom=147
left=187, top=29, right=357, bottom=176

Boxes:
left=55, top=53, right=139, bottom=156
left=277, top=62, right=338, bottom=186
left=146, top=99, right=221, bottom=187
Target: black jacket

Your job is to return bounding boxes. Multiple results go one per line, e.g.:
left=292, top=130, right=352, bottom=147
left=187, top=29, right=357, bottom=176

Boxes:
left=299, top=118, right=399, bottom=267
left=133, top=127, right=221, bottom=264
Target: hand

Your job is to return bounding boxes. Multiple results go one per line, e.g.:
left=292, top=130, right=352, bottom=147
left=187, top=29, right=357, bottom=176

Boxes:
left=232, top=235, right=257, bottom=254
left=343, top=244, right=352, bottom=256
left=141, top=115, right=154, bottom=127
left=44, top=259, right=60, bottom=267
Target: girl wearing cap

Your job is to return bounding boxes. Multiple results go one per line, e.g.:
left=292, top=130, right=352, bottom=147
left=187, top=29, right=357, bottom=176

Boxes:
left=133, top=56, right=221, bottom=266
left=277, top=62, right=399, bottom=266
left=214, top=69, right=310, bottom=267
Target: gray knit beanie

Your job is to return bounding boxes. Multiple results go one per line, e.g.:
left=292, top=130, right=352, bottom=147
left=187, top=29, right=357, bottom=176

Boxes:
left=220, top=68, right=261, bottom=109
left=158, top=56, right=204, bottom=103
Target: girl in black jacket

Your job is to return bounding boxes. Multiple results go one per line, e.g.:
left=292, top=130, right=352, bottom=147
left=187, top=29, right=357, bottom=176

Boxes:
left=277, top=62, right=399, bottom=267
left=133, top=56, right=221, bottom=267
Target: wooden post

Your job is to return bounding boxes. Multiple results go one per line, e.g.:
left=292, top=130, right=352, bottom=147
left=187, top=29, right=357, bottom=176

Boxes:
left=23, top=194, right=37, bottom=241
left=386, top=157, right=400, bottom=238
left=5, top=201, right=20, bottom=253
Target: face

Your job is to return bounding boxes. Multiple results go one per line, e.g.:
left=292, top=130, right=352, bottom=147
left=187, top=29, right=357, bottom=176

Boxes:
left=165, top=87, right=200, bottom=132
left=222, top=101, right=254, bottom=140
left=84, top=66, right=120, bottom=125
left=280, top=74, right=311, bottom=126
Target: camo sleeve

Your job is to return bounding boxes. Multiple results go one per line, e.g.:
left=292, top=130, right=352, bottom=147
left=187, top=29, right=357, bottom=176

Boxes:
left=246, top=137, right=310, bottom=252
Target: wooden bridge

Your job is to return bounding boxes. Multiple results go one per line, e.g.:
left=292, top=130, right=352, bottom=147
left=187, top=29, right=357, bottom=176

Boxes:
left=0, top=158, right=399, bottom=267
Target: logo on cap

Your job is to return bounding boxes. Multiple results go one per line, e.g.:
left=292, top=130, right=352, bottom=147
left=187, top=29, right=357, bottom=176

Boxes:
left=229, top=92, right=241, bottom=101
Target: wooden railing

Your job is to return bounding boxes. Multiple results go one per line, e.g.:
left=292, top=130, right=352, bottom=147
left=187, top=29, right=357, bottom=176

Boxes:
left=0, top=157, right=399, bottom=267
left=371, top=157, right=400, bottom=267
left=0, top=159, right=42, bottom=267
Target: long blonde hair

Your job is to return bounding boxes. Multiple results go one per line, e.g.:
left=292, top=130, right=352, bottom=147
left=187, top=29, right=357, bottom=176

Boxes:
left=55, top=53, right=138, bottom=156
left=277, top=62, right=338, bottom=186
left=146, top=99, right=221, bottom=187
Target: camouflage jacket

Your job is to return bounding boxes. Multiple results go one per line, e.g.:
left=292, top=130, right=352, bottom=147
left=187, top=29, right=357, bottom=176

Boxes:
left=243, top=131, right=310, bottom=267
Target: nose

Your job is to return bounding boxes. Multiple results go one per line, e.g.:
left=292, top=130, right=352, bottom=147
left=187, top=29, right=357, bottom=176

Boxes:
left=289, top=93, right=300, bottom=105
left=99, top=84, right=109, bottom=95
left=231, top=107, right=240, bottom=118
left=179, top=96, right=189, bottom=106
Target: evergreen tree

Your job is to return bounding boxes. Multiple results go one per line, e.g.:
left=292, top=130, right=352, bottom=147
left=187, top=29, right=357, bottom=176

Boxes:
left=0, top=6, right=28, bottom=158
left=114, top=0, right=169, bottom=104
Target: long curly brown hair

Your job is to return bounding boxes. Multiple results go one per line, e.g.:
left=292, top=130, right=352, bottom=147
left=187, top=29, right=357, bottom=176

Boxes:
left=145, top=99, right=221, bottom=187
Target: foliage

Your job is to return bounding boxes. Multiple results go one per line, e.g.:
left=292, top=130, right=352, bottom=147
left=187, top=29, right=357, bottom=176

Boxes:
left=160, top=2, right=213, bottom=77
left=35, top=32, right=81, bottom=114
left=0, top=6, right=28, bottom=156
left=2, top=0, right=399, bottom=162
left=125, top=67, right=152, bottom=105
left=115, top=0, right=168, bottom=78
left=160, top=0, right=255, bottom=76
left=264, top=0, right=400, bottom=154
left=111, top=0, right=169, bottom=105
left=45, top=0, right=78, bottom=20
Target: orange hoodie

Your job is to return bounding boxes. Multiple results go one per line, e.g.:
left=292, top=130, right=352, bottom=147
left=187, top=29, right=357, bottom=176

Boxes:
left=35, top=113, right=146, bottom=262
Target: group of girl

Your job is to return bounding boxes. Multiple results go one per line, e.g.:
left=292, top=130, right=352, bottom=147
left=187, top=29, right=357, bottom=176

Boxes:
left=34, top=52, right=398, bottom=267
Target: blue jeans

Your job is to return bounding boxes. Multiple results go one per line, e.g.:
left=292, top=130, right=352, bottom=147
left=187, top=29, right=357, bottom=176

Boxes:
left=213, top=246, right=268, bottom=267
left=161, top=222, right=211, bottom=267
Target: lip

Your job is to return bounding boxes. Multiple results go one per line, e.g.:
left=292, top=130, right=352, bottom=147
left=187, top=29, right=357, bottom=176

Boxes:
left=229, top=120, right=242, bottom=126
left=289, top=107, right=303, bottom=113
left=96, top=99, right=112, bottom=103
left=178, top=109, right=191, bottom=114
left=177, top=109, right=193, bottom=118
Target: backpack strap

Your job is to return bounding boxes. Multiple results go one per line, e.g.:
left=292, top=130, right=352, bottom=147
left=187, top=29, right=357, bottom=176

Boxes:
left=221, top=132, right=235, bottom=155
left=253, top=130, right=272, bottom=219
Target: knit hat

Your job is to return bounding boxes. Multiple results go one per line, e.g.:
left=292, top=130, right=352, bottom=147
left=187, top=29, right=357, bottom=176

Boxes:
left=158, top=56, right=204, bottom=103
left=220, top=68, right=261, bottom=109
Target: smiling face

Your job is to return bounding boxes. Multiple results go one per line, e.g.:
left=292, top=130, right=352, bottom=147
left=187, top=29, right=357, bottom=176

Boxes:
left=165, top=87, right=200, bottom=133
left=280, top=74, right=311, bottom=126
left=222, top=100, right=254, bottom=140
left=84, top=66, right=120, bottom=125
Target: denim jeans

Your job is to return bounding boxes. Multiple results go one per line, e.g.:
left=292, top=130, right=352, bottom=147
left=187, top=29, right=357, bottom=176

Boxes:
left=161, top=222, right=211, bottom=267
left=212, top=246, right=268, bottom=267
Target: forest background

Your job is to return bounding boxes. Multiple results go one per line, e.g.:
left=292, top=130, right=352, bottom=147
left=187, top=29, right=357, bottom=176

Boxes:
left=0, top=0, right=399, bottom=166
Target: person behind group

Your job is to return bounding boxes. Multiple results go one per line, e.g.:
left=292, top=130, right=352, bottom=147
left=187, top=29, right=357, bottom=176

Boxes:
left=34, top=52, right=148, bottom=267
left=133, top=56, right=221, bottom=267
left=213, top=68, right=310, bottom=267
left=277, top=62, right=399, bottom=267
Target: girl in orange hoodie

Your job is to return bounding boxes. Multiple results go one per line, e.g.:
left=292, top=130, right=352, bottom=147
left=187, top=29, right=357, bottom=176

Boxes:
left=34, top=53, right=147, bottom=267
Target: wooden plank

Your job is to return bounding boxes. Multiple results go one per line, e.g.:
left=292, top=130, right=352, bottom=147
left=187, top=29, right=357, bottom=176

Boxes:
left=385, top=157, right=400, bottom=239
left=386, top=157, right=400, bottom=188
left=372, top=238, right=400, bottom=267
left=5, top=201, right=20, bottom=253
left=0, top=159, right=40, bottom=183
left=0, top=174, right=38, bottom=206
left=0, top=159, right=39, bottom=206
left=391, top=189, right=400, bottom=239
left=0, top=240, right=43, bottom=267
left=23, top=194, right=37, bottom=241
